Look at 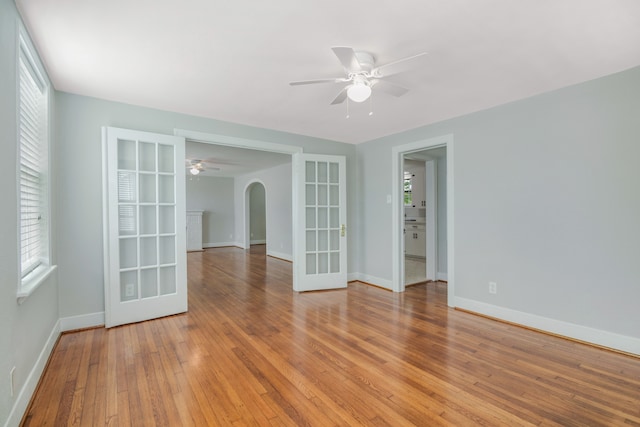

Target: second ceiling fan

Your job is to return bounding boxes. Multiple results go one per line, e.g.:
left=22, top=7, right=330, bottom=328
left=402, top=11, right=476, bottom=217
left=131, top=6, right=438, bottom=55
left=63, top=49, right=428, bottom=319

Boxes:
left=290, top=47, right=428, bottom=105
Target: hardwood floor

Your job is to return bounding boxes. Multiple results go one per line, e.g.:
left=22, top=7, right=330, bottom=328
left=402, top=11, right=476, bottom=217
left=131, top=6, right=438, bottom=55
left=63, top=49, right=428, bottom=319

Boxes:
left=23, top=246, right=640, bottom=426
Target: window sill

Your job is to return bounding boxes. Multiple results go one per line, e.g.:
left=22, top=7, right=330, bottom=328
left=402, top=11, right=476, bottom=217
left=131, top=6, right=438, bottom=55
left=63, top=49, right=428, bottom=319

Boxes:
left=17, top=264, right=57, bottom=304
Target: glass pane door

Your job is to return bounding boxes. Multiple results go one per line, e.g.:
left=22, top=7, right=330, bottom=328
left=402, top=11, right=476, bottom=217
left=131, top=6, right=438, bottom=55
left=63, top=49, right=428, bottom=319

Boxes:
left=295, top=154, right=346, bottom=291
left=104, top=127, right=186, bottom=327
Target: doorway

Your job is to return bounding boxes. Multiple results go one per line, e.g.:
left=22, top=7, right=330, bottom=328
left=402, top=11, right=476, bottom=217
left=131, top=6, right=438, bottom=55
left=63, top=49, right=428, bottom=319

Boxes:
left=244, top=181, right=267, bottom=249
left=391, top=134, right=454, bottom=306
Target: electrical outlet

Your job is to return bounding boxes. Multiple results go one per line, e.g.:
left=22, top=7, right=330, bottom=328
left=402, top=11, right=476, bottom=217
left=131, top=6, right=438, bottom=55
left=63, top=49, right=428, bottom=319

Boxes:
left=489, top=282, right=497, bottom=294
left=10, top=366, right=15, bottom=397
left=125, top=283, right=135, bottom=297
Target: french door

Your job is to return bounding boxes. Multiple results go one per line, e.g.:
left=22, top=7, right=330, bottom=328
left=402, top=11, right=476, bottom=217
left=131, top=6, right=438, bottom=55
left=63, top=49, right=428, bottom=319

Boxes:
left=102, top=127, right=187, bottom=328
left=294, top=154, right=347, bottom=291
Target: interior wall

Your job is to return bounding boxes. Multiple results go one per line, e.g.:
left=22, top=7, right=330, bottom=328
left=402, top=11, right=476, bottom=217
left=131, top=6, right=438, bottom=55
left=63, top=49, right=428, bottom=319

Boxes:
left=186, top=175, right=235, bottom=247
left=234, top=163, right=292, bottom=260
left=54, top=91, right=356, bottom=321
left=356, top=66, right=640, bottom=347
left=0, top=1, right=60, bottom=424
left=249, top=183, right=266, bottom=243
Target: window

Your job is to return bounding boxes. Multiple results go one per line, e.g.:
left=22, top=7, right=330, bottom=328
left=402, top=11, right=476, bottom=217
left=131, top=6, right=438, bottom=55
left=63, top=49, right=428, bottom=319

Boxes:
left=17, top=28, right=54, bottom=298
left=404, top=172, right=413, bottom=206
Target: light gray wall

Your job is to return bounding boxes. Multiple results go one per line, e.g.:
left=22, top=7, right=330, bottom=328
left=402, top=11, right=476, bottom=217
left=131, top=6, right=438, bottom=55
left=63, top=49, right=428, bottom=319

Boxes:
left=0, top=1, right=60, bottom=424
left=55, top=91, right=357, bottom=320
left=235, top=163, right=292, bottom=259
left=249, top=183, right=266, bottom=243
left=186, top=176, right=235, bottom=246
left=357, top=66, right=640, bottom=340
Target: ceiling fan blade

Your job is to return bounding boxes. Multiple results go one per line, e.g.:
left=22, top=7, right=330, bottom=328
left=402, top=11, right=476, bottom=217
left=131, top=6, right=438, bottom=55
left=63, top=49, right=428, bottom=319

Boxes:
left=330, top=87, right=349, bottom=105
left=332, top=47, right=361, bottom=73
left=372, top=80, right=409, bottom=97
left=372, top=52, right=429, bottom=78
left=290, top=78, right=345, bottom=86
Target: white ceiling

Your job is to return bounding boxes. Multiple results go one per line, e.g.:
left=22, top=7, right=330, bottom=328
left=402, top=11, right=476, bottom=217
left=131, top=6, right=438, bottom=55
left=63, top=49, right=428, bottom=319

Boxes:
left=185, top=141, right=290, bottom=178
left=17, top=0, right=640, bottom=144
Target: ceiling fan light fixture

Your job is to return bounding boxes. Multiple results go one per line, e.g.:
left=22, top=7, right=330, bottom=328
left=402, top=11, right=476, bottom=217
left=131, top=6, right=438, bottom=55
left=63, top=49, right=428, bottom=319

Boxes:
left=347, top=80, right=371, bottom=103
left=190, top=167, right=200, bottom=175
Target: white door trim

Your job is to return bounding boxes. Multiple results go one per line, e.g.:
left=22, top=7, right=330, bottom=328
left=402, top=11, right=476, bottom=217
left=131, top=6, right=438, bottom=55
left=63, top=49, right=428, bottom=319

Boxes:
left=425, top=160, right=437, bottom=282
left=172, top=129, right=303, bottom=289
left=391, top=134, right=455, bottom=307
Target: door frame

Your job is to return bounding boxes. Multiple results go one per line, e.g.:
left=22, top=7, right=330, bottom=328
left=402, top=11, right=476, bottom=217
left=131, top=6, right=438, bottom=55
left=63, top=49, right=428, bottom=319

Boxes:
left=391, top=134, right=455, bottom=306
left=243, top=180, right=267, bottom=249
left=173, top=129, right=303, bottom=287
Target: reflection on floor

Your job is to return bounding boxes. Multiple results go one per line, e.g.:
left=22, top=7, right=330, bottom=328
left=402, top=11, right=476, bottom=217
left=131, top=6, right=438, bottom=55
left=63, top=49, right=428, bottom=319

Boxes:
left=405, top=256, right=427, bottom=285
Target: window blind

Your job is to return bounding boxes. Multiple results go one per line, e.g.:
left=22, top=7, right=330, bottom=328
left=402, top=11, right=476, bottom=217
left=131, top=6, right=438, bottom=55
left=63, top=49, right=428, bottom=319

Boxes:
left=19, top=48, right=47, bottom=277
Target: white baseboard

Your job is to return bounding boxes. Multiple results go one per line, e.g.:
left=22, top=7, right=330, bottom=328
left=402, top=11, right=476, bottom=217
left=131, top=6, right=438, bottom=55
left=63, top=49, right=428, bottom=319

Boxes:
left=454, top=297, right=640, bottom=356
left=60, top=311, right=105, bottom=332
left=250, top=239, right=266, bottom=245
left=348, top=272, right=393, bottom=290
left=203, top=241, right=236, bottom=248
left=436, top=272, right=448, bottom=281
left=267, top=250, right=292, bottom=262
left=5, top=319, right=61, bottom=427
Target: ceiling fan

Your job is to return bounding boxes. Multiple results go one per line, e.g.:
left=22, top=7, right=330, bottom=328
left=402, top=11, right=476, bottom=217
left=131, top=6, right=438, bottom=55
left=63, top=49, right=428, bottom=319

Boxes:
left=186, top=159, right=220, bottom=175
left=289, top=47, right=428, bottom=105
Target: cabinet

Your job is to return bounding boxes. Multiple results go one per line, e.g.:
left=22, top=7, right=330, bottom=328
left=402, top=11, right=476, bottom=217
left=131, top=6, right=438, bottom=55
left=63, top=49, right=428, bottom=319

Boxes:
left=405, top=223, right=426, bottom=257
left=186, top=211, right=203, bottom=252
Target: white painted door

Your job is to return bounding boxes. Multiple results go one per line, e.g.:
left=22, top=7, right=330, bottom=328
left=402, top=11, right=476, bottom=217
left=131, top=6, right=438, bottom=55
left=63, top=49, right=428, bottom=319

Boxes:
left=102, top=127, right=187, bottom=328
left=294, top=154, right=347, bottom=291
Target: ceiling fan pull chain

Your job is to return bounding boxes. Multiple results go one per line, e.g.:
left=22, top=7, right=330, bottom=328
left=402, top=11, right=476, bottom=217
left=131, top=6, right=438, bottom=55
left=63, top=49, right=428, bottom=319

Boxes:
left=369, top=93, right=373, bottom=116
left=346, top=97, right=350, bottom=119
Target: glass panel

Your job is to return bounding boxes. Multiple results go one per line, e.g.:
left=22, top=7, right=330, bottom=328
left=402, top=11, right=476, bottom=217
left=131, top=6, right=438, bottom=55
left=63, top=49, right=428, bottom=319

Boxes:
left=140, top=237, right=157, bottom=267
left=329, top=185, right=339, bottom=206
left=139, top=142, right=156, bottom=172
left=305, top=207, right=316, bottom=229
left=159, top=175, right=174, bottom=203
left=317, top=208, right=327, bottom=228
left=306, top=230, right=316, bottom=252
left=318, top=230, right=328, bottom=251
left=306, top=253, right=316, bottom=275
left=118, top=205, right=137, bottom=236
left=305, top=161, right=316, bottom=183
left=119, top=237, right=137, bottom=269
left=317, top=162, right=328, bottom=183
left=118, top=139, right=136, bottom=170
left=318, top=253, right=328, bottom=274
left=158, top=144, right=174, bottom=173
left=159, top=206, right=175, bottom=234
left=139, top=174, right=156, bottom=203
left=140, top=268, right=158, bottom=298
left=120, top=270, right=138, bottom=302
left=160, top=236, right=175, bottom=264
left=330, top=207, right=339, bottom=228
left=330, top=230, right=339, bottom=251
left=305, top=184, right=316, bottom=206
left=118, top=171, right=136, bottom=202
left=159, top=266, right=176, bottom=295
left=330, top=252, right=340, bottom=273
left=329, top=162, right=339, bottom=184
left=317, top=184, right=327, bottom=206
left=139, top=206, right=157, bottom=235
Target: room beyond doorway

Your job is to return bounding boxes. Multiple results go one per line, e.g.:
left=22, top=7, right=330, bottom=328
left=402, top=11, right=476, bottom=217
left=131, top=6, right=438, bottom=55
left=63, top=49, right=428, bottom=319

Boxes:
left=391, top=134, right=454, bottom=306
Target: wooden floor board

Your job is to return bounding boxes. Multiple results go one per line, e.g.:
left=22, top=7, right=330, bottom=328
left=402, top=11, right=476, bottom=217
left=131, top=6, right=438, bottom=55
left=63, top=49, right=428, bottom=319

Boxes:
left=22, top=246, right=640, bottom=426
